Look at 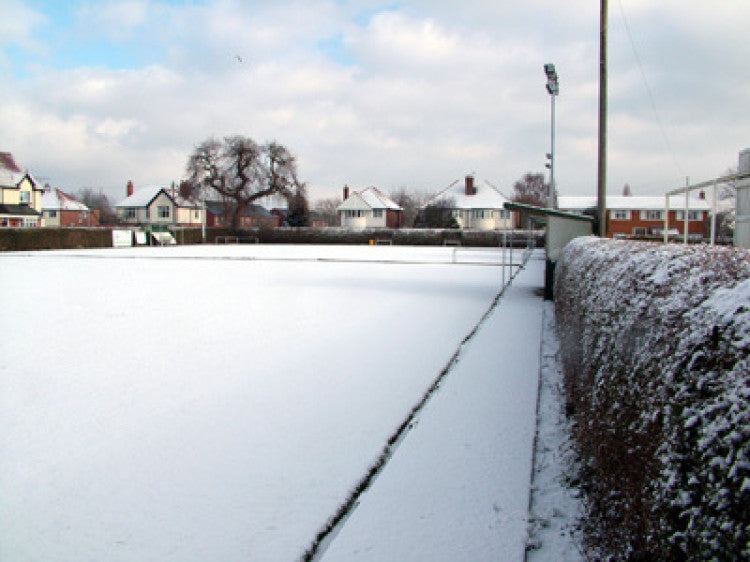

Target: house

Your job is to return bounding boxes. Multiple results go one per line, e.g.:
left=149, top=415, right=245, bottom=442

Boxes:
left=337, top=186, right=403, bottom=229
left=204, top=200, right=280, bottom=228
left=0, top=152, right=44, bottom=228
left=558, top=195, right=712, bottom=240
left=115, top=181, right=204, bottom=227
left=424, top=174, right=513, bottom=230
left=41, top=187, right=100, bottom=227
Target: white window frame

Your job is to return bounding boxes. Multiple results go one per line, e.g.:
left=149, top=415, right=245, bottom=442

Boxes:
left=611, top=210, right=629, bottom=220
left=640, top=210, right=663, bottom=220
left=372, top=209, right=383, bottom=218
left=19, top=191, right=31, bottom=205
left=675, top=210, right=703, bottom=221
left=157, top=205, right=170, bottom=218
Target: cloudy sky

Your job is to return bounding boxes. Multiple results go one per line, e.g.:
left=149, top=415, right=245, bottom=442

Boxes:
left=2, top=0, right=748, bottom=204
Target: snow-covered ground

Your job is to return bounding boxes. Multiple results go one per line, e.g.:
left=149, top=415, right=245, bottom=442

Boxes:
left=0, top=244, right=577, bottom=561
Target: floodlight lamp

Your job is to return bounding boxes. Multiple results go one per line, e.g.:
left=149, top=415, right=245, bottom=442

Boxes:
left=546, top=153, right=553, bottom=160
left=544, top=63, right=555, bottom=77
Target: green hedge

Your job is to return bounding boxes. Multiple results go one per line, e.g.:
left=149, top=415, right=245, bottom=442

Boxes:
left=0, top=228, right=112, bottom=251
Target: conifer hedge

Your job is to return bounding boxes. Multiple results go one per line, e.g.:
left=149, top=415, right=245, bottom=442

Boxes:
left=554, top=237, right=750, bottom=559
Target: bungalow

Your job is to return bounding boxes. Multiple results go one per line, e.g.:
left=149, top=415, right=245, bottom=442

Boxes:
left=41, top=187, right=100, bottom=227
left=558, top=195, right=712, bottom=240
left=337, top=186, right=403, bottom=229
left=115, top=182, right=204, bottom=227
left=0, top=151, right=44, bottom=228
left=425, top=174, right=513, bottom=230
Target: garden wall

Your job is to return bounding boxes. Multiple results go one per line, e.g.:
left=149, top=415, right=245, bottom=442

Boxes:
left=554, top=237, right=750, bottom=559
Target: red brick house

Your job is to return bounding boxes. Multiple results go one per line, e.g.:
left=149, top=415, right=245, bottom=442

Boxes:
left=41, top=187, right=100, bottom=227
left=558, top=195, right=712, bottom=240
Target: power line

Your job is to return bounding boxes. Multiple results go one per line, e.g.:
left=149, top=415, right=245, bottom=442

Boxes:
left=617, top=0, right=685, bottom=179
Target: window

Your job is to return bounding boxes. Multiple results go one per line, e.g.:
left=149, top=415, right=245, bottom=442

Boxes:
left=640, top=210, right=663, bottom=220
left=675, top=210, right=703, bottom=221
left=344, top=210, right=363, bottom=218
left=19, top=191, right=30, bottom=205
left=633, top=227, right=647, bottom=236
left=372, top=209, right=383, bottom=218
left=194, top=210, right=200, bottom=219
left=611, top=210, right=629, bottom=220
left=158, top=205, right=170, bottom=218
left=472, top=209, right=487, bottom=219
left=48, top=210, right=57, bottom=218
left=497, top=210, right=510, bottom=219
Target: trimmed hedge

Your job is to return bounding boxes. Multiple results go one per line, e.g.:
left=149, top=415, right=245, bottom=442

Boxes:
left=0, top=226, right=543, bottom=251
left=554, top=237, right=750, bottom=559
left=0, top=228, right=112, bottom=251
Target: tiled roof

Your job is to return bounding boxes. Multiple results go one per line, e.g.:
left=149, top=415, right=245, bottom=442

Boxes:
left=425, top=178, right=510, bottom=210
left=0, top=204, right=42, bottom=216
left=337, top=187, right=403, bottom=211
left=0, top=152, right=42, bottom=190
left=116, top=186, right=172, bottom=208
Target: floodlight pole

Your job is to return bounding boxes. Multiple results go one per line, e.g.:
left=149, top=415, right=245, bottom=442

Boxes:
left=544, top=63, right=559, bottom=209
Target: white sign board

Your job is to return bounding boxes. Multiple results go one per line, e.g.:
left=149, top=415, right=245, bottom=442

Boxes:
left=112, top=230, right=133, bottom=247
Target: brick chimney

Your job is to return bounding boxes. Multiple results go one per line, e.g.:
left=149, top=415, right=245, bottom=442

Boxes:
left=127, top=180, right=134, bottom=197
left=465, top=174, right=475, bottom=195
left=343, top=185, right=349, bottom=200
left=699, top=190, right=705, bottom=200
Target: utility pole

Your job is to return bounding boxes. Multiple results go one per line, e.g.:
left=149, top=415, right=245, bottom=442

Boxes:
left=597, top=0, right=608, bottom=236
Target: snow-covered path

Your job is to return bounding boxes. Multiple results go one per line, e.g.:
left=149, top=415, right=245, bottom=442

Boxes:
left=321, top=253, right=545, bottom=561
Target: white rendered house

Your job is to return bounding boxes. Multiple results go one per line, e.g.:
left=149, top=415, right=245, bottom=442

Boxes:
left=337, top=186, right=404, bottom=229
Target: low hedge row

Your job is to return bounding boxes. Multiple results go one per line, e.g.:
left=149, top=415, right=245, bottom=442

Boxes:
left=554, top=237, right=750, bottom=559
left=1, top=226, right=543, bottom=251
left=0, top=228, right=111, bottom=251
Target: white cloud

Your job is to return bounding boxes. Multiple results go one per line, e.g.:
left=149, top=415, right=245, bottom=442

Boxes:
left=1, top=1, right=748, bottom=203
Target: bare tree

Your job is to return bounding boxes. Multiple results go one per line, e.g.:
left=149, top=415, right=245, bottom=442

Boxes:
left=390, top=187, right=431, bottom=227
left=716, top=167, right=737, bottom=241
left=313, top=197, right=342, bottom=226
left=511, top=172, right=549, bottom=207
left=186, top=136, right=303, bottom=229
left=77, top=188, right=118, bottom=224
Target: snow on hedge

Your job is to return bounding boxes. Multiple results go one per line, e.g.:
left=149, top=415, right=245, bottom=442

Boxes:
left=554, top=237, right=750, bottom=559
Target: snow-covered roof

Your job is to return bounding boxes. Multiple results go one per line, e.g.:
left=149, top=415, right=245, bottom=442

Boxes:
left=0, top=152, right=43, bottom=190
left=425, top=178, right=510, bottom=210
left=116, top=186, right=173, bottom=208
left=41, top=188, right=90, bottom=212
left=337, top=187, right=402, bottom=211
left=558, top=195, right=712, bottom=211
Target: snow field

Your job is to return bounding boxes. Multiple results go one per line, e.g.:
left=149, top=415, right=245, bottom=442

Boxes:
left=320, top=253, right=547, bottom=561
left=0, top=244, right=531, bottom=561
